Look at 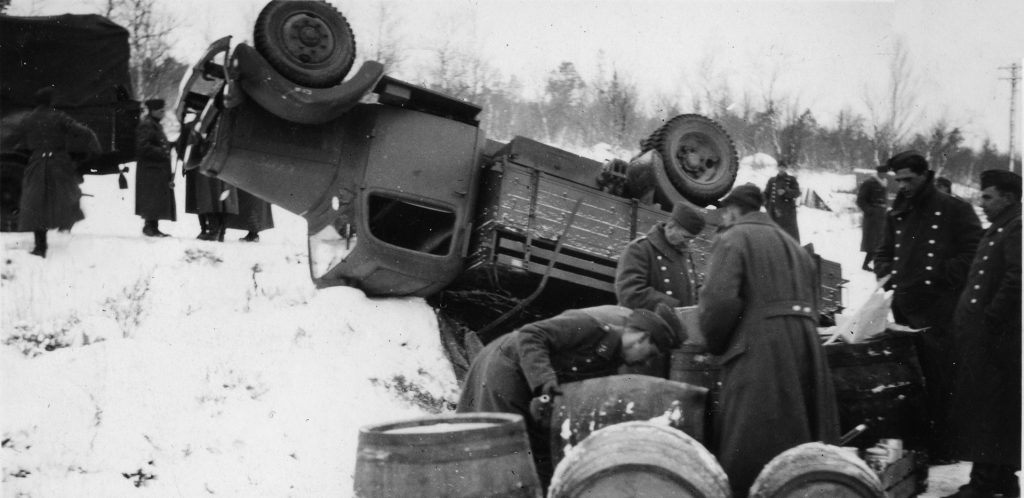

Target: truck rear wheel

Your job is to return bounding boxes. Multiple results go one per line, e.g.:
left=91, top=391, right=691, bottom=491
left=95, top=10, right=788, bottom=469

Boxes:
left=642, top=114, right=738, bottom=206
left=254, top=0, right=356, bottom=88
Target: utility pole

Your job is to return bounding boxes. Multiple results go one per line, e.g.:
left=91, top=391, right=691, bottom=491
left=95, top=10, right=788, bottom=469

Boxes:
left=1000, top=62, right=1021, bottom=171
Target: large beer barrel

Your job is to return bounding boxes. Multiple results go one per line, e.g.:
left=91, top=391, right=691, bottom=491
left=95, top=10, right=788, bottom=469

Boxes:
left=748, top=442, right=885, bottom=497
left=669, top=344, right=721, bottom=440
left=548, top=421, right=730, bottom=498
left=546, top=374, right=709, bottom=469
left=824, top=334, right=927, bottom=450
left=354, top=413, right=541, bottom=498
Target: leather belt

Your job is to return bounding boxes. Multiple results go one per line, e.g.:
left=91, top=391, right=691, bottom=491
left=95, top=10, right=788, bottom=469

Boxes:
left=748, top=300, right=816, bottom=320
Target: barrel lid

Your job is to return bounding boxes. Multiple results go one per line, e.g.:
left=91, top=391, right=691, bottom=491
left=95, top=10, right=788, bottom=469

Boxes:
left=358, top=412, right=526, bottom=446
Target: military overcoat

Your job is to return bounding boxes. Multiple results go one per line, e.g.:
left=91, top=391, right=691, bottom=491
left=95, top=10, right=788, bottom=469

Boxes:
left=8, top=106, right=96, bottom=231
left=134, top=115, right=176, bottom=221
left=949, top=203, right=1021, bottom=467
left=765, top=172, right=801, bottom=241
left=873, top=175, right=982, bottom=459
left=615, top=223, right=700, bottom=310
left=456, top=306, right=628, bottom=416
left=698, top=211, right=839, bottom=497
left=856, top=176, right=888, bottom=254
left=224, top=188, right=274, bottom=232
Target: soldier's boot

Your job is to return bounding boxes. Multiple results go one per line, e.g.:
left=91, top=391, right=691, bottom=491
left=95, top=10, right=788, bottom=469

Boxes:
left=29, top=230, right=47, bottom=258
left=196, top=214, right=214, bottom=240
left=240, top=231, right=259, bottom=242
left=143, top=220, right=170, bottom=237
left=205, top=214, right=225, bottom=242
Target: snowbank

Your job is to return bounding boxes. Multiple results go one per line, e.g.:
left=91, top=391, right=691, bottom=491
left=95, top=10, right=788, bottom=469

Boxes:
left=1, top=168, right=970, bottom=496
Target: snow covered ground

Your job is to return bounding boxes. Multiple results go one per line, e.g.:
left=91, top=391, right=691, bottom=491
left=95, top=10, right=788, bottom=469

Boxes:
left=2, top=164, right=971, bottom=496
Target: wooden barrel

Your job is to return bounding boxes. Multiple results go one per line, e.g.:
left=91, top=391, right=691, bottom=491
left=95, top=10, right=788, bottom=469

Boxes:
left=748, top=442, right=885, bottom=497
left=546, top=374, right=708, bottom=468
left=669, top=344, right=721, bottom=440
left=824, top=334, right=927, bottom=450
left=548, top=421, right=730, bottom=498
left=354, top=413, right=541, bottom=498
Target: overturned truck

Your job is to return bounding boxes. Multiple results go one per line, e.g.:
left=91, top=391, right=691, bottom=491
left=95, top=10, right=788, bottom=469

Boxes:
left=177, top=1, right=844, bottom=344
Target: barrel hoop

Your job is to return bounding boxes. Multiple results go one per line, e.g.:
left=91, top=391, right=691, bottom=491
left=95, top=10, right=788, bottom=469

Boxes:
left=358, top=438, right=530, bottom=464
left=577, top=463, right=702, bottom=495
left=772, top=469, right=884, bottom=496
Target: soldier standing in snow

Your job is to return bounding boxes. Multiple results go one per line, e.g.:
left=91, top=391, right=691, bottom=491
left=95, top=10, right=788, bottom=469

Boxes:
left=6, top=86, right=98, bottom=257
left=856, top=165, right=889, bottom=271
left=615, top=201, right=704, bottom=310
left=873, top=150, right=982, bottom=464
left=946, top=170, right=1021, bottom=498
left=224, top=188, right=274, bottom=242
left=135, top=99, right=176, bottom=237
left=698, top=184, right=839, bottom=497
left=456, top=305, right=682, bottom=488
left=765, top=160, right=801, bottom=241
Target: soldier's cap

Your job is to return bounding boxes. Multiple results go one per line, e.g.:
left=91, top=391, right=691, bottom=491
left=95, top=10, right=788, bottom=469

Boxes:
left=885, top=150, right=928, bottom=174
left=719, top=183, right=764, bottom=211
left=670, top=201, right=706, bottom=235
left=627, top=306, right=682, bottom=351
left=980, top=169, right=1022, bottom=198
left=145, top=99, right=165, bottom=111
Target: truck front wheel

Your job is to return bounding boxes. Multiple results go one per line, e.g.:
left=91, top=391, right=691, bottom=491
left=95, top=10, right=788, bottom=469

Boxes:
left=642, top=114, right=738, bottom=206
left=254, top=0, right=356, bottom=88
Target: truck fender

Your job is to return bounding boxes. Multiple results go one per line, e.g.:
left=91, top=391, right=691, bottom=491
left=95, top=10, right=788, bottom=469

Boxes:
left=232, top=43, right=384, bottom=125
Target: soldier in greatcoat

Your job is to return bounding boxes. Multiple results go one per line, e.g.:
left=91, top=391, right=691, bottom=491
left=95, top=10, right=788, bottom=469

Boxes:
left=6, top=87, right=98, bottom=257
left=698, top=184, right=839, bottom=497
left=856, top=165, right=889, bottom=271
left=178, top=123, right=238, bottom=241
left=873, top=150, right=983, bottom=463
left=135, top=99, right=176, bottom=236
left=615, top=201, right=705, bottom=310
left=945, top=170, right=1021, bottom=498
left=457, top=305, right=682, bottom=488
left=765, top=160, right=802, bottom=241
left=224, top=188, right=274, bottom=242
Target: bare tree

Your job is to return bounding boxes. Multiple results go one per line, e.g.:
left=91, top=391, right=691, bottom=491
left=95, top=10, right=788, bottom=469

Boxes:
left=421, top=13, right=471, bottom=98
left=589, top=60, right=639, bottom=148
left=0, top=0, right=11, bottom=14
left=102, top=0, right=180, bottom=100
left=365, top=0, right=407, bottom=75
left=864, top=38, right=921, bottom=163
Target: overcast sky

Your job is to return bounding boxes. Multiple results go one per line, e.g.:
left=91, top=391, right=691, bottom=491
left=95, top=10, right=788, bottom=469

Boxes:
left=9, top=0, right=1023, bottom=153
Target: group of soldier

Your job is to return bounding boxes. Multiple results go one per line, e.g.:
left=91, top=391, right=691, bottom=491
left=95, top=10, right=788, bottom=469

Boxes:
left=457, top=151, right=1021, bottom=498
left=6, top=87, right=274, bottom=258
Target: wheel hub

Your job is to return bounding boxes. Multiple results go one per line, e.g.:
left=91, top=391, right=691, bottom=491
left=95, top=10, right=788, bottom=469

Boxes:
left=281, top=13, right=335, bottom=64
left=675, top=134, right=720, bottom=181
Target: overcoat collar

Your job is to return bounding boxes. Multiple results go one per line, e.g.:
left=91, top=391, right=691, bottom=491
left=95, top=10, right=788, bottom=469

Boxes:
left=647, top=223, right=687, bottom=258
left=593, top=325, right=622, bottom=361
left=892, top=170, right=937, bottom=215
left=988, top=203, right=1022, bottom=229
left=733, top=210, right=776, bottom=227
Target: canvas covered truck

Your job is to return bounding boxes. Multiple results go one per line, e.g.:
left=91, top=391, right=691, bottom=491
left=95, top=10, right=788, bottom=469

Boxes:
left=0, top=13, right=140, bottom=231
left=176, top=0, right=844, bottom=344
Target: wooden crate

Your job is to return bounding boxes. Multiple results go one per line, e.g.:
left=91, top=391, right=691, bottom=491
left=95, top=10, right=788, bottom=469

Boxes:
left=877, top=450, right=924, bottom=498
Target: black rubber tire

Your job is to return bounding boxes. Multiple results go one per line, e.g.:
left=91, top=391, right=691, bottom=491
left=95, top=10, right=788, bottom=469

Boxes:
left=253, top=0, right=356, bottom=88
left=641, top=114, right=738, bottom=206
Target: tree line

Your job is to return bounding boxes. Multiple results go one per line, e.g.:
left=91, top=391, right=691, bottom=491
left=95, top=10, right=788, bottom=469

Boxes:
left=10, top=0, right=1012, bottom=185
